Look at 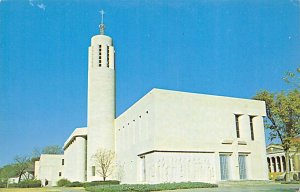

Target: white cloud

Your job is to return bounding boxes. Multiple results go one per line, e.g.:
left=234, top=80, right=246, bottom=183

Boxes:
left=28, top=0, right=46, bottom=11
left=290, top=0, right=300, bottom=7
left=37, top=3, right=46, bottom=10
left=29, top=0, right=34, bottom=6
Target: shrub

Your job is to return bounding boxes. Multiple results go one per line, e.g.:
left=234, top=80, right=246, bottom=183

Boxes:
left=85, top=182, right=217, bottom=192
left=281, top=181, right=300, bottom=184
left=57, top=178, right=71, bottom=187
left=17, top=179, right=41, bottom=188
left=7, top=183, right=19, bottom=188
left=0, top=181, right=6, bottom=188
left=83, top=180, right=120, bottom=187
left=292, top=173, right=299, bottom=181
left=65, top=181, right=84, bottom=187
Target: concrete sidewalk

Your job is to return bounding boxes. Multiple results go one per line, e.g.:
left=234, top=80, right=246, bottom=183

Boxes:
left=166, top=184, right=300, bottom=192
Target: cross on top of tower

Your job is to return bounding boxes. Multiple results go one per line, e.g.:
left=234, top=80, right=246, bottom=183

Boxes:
left=99, top=9, right=105, bottom=35
left=100, top=9, right=104, bottom=24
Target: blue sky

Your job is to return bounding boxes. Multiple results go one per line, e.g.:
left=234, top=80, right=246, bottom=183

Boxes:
left=0, top=0, right=299, bottom=166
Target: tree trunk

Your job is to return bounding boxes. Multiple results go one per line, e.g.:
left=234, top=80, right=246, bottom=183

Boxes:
left=285, top=150, right=291, bottom=182
left=18, top=173, right=22, bottom=183
left=103, top=177, right=106, bottom=181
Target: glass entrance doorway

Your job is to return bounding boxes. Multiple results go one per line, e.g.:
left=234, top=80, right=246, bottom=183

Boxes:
left=219, top=154, right=230, bottom=180
left=238, top=155, right=247, bottom=180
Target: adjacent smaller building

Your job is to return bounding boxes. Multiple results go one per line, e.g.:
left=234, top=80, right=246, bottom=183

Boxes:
left=8, top=172, right=34, bottom=184
left=266, top=141, right=300, bottom=180
left=35, top=154, right=63, bottom=186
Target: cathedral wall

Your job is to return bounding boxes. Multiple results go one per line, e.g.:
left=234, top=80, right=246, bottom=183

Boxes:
left=152, top=89, right=268, bottom=181
left=115, top=88, right=269, bottom=183
left=63, top=136, right=86, bottom=182
left=115, top=91, right=156, bottom=183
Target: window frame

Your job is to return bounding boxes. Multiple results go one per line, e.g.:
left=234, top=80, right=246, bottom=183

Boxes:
left=249, top=116, right=255, bottom=140
left=92, top=166, right=96, bottom=176
left=235, top=114, right=241, bottom=138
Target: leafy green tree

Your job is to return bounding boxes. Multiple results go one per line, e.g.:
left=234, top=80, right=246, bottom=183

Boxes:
left=253, top=89, right=300, bottom=181
left=283, top=67, right=300, bottom=88
left=0, top=164, right=17, bottom=186
left=41, top=145, right=63, bottom=155
left=30, top=145, right=63, bottom=162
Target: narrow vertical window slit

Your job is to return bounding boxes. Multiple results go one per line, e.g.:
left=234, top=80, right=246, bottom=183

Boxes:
left=235, top=115, right=240, bottom=138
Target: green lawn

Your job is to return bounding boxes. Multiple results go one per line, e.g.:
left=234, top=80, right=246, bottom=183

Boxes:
left=85, top=182, right=217, bottom=192
left=0, top=187, right=85, bottom=192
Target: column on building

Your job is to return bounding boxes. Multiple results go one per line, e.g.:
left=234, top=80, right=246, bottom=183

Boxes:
left=267, top=157, right=271, bottom=172
left=279, top=156, right=284, bottom=172
left=269, top=157, right=274, bottom=172
left=274, top=156, right=278, bottom=172
left=282, top=156, right=286, bottom=172
left=290, top=158, right=294, bottom=172
left=276, top=156, right=281, bottom=172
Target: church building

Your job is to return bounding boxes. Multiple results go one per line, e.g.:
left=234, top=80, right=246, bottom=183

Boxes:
left=34, top=14, right=269, bottom=186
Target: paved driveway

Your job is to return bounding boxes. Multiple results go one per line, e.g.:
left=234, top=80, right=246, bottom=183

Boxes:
left=166, top=184, right=300, bottom=192
left=36, top=184, right=300, bottom=192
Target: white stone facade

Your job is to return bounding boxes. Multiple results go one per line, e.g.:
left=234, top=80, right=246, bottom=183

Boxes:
left=87, top=34, right=115, bottom=182
left=35, top=154, right=63, bottom=186
left=35, top=24, right=269, bottom=185
left=115, top=89, right=269, bottom=183
left=63, top=128, right=87, bottom=182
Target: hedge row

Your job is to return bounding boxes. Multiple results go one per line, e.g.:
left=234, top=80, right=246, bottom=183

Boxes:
left=85, top=182, right=218, bottom=192
left=56, top=179, right=120, bottom=187
left=84, top=180, right=120, bottom=187
left=17, top=180, right=41, bottom=188
left=65, top=181, right=84, bottom=187
left=281, top=181, right=300, bottom=184
left=0, top=181, right=6, bottom=188
left=0, top=180, right=42, bottom=188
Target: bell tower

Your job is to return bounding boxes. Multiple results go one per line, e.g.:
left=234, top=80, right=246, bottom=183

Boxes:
left=86, top=10, right=115, bottom=181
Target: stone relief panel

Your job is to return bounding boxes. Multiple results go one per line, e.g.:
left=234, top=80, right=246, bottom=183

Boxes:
left=144, top=152, right=216, bottom=184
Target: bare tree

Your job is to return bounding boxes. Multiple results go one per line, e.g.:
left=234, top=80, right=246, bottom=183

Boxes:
left=93, top=149, right=115, bottom=181
left=14, top=156, right=30, bottom=183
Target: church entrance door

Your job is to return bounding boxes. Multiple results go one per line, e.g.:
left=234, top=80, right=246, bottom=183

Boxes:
left=219, top=155, right=230, bottom=180
left=238, top=155, right=247, bottom=180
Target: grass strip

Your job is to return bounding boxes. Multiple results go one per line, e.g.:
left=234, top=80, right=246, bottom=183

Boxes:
left=85, top=182, right=217, bottom=192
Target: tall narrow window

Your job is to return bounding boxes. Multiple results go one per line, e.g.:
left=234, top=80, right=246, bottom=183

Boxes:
left=235, top=115, right=240, bottom=138
left=62, top=159, right=64, bottom=165
left=107, top=46, right=110, bottom=67
left=92, top=166, right=96, bottom=176
left=249, top=116, right=255, bottom=140
left=99, top=45, right=102, bottom=67
left=140, top=156, right=146, bottom=182
left=59, top=172, right=62, bottom=177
